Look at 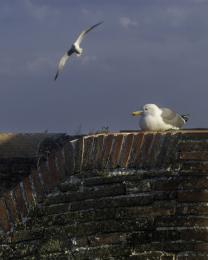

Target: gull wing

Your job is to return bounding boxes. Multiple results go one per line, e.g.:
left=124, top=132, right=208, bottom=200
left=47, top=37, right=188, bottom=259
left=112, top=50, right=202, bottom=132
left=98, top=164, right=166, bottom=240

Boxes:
left=74, top=22, right=103, bottom=46
left=54, top=52, right=72, bottom=80
left=160, top=107, right=185, bottom=128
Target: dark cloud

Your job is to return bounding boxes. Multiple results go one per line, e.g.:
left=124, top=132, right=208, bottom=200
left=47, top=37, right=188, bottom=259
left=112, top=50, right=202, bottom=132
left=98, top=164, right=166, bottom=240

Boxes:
left=0, top=0, right=208, bottom=133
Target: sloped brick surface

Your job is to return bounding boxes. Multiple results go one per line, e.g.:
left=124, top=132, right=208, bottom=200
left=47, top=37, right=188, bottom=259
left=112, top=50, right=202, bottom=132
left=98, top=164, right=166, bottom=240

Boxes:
left=0, top=131, right=208, bottom=259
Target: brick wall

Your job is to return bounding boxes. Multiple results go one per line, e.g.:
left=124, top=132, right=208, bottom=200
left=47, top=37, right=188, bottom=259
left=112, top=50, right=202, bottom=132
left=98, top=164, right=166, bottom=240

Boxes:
left=0, top=131, right=208, bottom=259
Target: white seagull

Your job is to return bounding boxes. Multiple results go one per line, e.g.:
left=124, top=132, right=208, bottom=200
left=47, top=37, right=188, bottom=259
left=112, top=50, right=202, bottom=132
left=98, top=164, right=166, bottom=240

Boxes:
left=54, top=22, right=103, bottom=80
left=132, top=104, right=189, bottom=131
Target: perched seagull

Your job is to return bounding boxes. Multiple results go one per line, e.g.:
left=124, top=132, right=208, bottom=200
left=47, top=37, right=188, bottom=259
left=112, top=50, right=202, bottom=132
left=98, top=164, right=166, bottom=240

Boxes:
left=54, top=22, right=103, bottom=80
left=132, top=104, right=189, bottom=131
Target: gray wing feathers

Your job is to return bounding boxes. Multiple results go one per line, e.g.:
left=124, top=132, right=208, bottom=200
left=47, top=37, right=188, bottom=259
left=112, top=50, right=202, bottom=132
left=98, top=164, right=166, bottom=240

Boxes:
left=161, top=107, right=185, bottom=128
left=74, top=22, right=103, bottom=46
left=58, top=52, right=70, bottom=70
left=54, top=52, right=70, bottom=80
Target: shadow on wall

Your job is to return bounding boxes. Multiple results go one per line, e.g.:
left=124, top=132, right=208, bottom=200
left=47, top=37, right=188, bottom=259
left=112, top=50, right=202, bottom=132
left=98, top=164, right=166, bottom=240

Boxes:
left=0, top=133, right=77, bottom=233
left=0, top=133, right=71, bottom=195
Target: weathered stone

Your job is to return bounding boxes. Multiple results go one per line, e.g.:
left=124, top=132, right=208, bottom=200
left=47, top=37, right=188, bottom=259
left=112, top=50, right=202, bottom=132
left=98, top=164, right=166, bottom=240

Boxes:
left=11, top=228, right=44, bottom=243
left=44, top=183, right=126, bottom=205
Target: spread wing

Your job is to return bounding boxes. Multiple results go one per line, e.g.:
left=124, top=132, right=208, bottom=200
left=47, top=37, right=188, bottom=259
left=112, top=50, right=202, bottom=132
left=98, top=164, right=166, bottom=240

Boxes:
left=54, top=51, right=72, bottom=80
left=74, top=22, right=103, bottom=46
left=160, top=107, right=185, bottom=128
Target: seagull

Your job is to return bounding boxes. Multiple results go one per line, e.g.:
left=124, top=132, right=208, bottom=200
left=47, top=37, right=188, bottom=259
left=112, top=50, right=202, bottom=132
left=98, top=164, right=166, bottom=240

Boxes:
left=132, top=104, right=189, bottom=131
left=54, top=22, right=103, bottom=80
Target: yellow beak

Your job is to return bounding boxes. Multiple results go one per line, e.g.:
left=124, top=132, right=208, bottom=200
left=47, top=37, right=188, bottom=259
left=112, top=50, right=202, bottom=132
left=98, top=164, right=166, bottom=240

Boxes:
left=132, top=110, right=143, bottom=116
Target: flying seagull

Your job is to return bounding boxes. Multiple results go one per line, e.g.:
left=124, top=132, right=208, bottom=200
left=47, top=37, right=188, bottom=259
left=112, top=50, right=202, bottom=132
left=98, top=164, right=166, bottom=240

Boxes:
left=132, top=103, right=189, bottom=131
left=54, top=22, right=103, bottom=80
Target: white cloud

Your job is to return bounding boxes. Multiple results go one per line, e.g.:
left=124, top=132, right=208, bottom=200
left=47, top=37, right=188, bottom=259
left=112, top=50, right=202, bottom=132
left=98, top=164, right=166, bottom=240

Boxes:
left=23, top=0, right=60, bottom=22
left=81, top=55, right=97, bottom=65
left=26, top=56, right=54, bottom=72
left=166, top=7, right=188, bottom=27
left=191, top=0, right=208, bottom=3
left=119, top=16, right=138, bottom=29
left=80, top=7, right=102, bottom=18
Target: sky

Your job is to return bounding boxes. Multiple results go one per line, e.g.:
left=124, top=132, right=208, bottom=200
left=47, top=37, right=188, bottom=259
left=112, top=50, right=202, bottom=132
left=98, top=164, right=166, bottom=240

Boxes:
left=1, top=0, right=208, bottom=134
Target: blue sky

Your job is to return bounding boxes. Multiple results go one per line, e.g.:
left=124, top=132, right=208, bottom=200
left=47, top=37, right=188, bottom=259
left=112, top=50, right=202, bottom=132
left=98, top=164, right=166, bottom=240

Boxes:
left=0, top=0, right=208, bottom=133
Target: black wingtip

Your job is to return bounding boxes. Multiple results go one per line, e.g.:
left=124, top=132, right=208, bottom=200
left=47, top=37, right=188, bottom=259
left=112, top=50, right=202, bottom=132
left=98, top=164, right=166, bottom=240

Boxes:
left=54, top=72, right=58, bottom=81
left=181, top=114, right=190, bottom=122
left=97, top=21, right=104, bottom=27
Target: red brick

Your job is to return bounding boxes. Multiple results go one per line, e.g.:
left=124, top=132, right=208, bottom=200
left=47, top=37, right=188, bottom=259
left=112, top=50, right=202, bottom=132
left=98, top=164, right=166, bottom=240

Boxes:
left=179, top=141, right=208, bottom=152
left=22, top=176, right=34, bottom=207
left=180, top=229, right=208, bottom=242
left=128, top=133, right=144, bottom=168
left=178, top=191, right=208, bottom=202
left=73, top=137, right=84, bottom=173
left=31, top=170, right=45, bottom=202
left=82, top=136, right=94, bottom=170
left=119, top=134, right=134, bottom=168
left=139, top=133, right=155, bottom=169
left=152, top=229, right=208, bottom=242
left=13, top=184, right=27, bottom=220
left=0, top=198, right=10, bottom=232
left=48, top=153, right=60, bottom=182
left=181, top=131, right=208, bottom=140
left=177, top=255, right=208, bottom=260
left=94, top=134, right=105, bottom=169
left=164, top=132, right=181, bottom=167
left=155, top=132, right=172, bottom=167
left=148, top=133, right=164, bottom=168
left=3, top=191, right=19, bottom=224
left=153, top=176, right=208, bottom=191
left=176, top=203, right=208, bottom=216
left=101, top=134, right=114, bottom=168
left=181, top=161, right=208, bottom=174
left=55, top=149, right=66, bottom=179
left=156, top=216, right=208, bottom=228
left=63, top=142, right=74, bottom=175
left=180, top=151, right=208, bottom=161
left=194, top=243, right=208, bottom=251
left=108, top=134, right=124, bottom=168
left=39, top=160, right=56, bottom=192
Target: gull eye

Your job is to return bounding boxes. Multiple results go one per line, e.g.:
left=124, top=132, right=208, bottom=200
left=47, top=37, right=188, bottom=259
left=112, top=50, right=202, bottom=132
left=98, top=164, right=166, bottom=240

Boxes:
left=144, top=107, right=148, bottom=111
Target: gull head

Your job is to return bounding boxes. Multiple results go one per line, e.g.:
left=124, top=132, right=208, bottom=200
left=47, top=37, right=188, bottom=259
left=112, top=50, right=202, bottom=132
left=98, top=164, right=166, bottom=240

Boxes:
left=132, top=104, right=161, bottom=117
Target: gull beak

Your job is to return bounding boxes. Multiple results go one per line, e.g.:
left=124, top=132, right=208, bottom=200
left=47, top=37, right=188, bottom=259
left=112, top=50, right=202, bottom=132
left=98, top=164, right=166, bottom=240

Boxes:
left=132, top=111, right=143, bottom=116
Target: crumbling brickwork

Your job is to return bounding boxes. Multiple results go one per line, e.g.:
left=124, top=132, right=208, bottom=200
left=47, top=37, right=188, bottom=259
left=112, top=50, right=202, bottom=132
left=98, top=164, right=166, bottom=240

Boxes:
left=0, top=131, right=208, bottom=259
